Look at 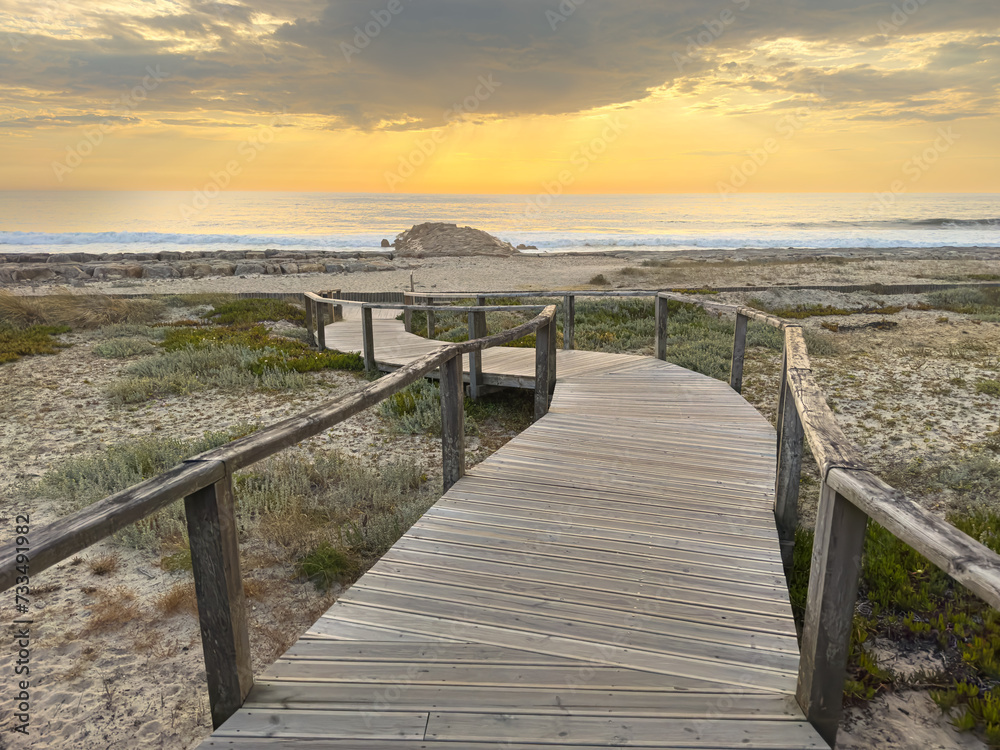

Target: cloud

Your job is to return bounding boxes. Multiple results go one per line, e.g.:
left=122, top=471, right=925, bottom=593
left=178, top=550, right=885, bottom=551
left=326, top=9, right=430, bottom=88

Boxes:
left=0, top=0, right=997, bottom=130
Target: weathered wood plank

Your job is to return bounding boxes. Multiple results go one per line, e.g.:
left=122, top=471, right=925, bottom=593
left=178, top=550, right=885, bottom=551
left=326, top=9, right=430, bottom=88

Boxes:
left=439, top=354, right=465, bottom=492
left=795, top=480, right=868, bottom=747
left=184, top=470, right=253, bottom=728
left=655, top=293, right=668, bottom=360
left=730, top=312, right=747, bottom=393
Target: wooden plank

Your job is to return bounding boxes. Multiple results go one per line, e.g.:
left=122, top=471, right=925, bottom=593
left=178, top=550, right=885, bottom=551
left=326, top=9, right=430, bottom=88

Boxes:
left=730, top=311, right=747, bottom=393
left=774, top=365, right=805, bottom=573
left=534, top=315, right=551, bottom=420
left=439, top=354, right=465, bottom=492
left=212, top=708, right=428, bottom=740
left=184, top=471, right=253, bottom=729
left=467, top=309, right=487, bottom=399
left=563, top=294, right=575, bottom=350
left=426, top=713, right=825, bottom=748
left=795, top=480, right=868, bottom=747
left=247, top=681, right=806, bottom=718
left=655, top=293, right=668, bottom=360
left=361, top=306, right=376, bottom=372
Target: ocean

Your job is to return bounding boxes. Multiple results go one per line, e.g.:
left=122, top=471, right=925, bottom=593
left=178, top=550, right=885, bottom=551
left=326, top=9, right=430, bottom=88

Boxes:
left=1, top=192, right=998, bottom=256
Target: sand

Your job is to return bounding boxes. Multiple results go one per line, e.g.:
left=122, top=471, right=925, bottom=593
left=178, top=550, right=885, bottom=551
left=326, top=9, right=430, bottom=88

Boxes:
left=3, top=247, right=998, bottom=749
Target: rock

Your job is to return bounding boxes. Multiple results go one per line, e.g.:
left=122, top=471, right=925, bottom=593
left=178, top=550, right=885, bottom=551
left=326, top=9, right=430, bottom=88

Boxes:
left=0, top=268, right=14, bottom=283
left=13, top=266, right=57, bottom=282
left=298, top=263, right=325, bottom=274
left=244, top=251, right=267, bottom=259
left=280, top=262, right=299, bottom=275
left=143, top=264, right=180, bottom=279
left=264, top=249, right=282, bottom=258
left=210, top=263, right=236, bottom=276
left=156, top=252, right=183, bottom=261
left=324, top=263, right=345, bottom=273
left=183, top=263, right=215, bottom=278
left=517, top=244, right=538, bottom=250
left=265, top=264, right=283, bottom=275
left=393, top=223, right=517, bottom=258
left=52, top=264, right=90, bottom=279
left=381, top=239, right=392, bottom=247
left=234, top=263, right=266, bottom=276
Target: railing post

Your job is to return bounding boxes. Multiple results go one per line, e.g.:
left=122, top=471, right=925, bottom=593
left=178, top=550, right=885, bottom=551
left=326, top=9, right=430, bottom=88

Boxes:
left=467, top=304, right=487, bottom=400
left=776, top=345, right=787, bottom=450
left=316, top=300, right=326, bottom=351
left=796, top=477, right=868, bottom=747
left=534, top=315, right=552, bottom=421
left=403, top=293, right=413, bottom=333
left=730, top=312, right=748, bottom=393
left=563, top=295, right=575, bottom=350
left=361, top=305, right=376, bottom=373
left=303, top=294, right=315, bottom=348
left=547, top=313, right=557, bottom=396
left=184, top=467, right=253, bottom=729
left=654, top=294, right=668, bottom=361
left=426, top=296, right=436, bottom=339
left=439, top=353, right=465, bottom=492
left=774, top=364, right=804, bottom=573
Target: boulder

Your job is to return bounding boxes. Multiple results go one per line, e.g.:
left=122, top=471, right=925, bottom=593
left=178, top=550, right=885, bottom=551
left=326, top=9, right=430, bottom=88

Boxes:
left=234, top=263, right=266, bottom=276
left=381, top=239, right=392, bottom=247
left=280, top=262, right=299, bottom=275
left=210, top=263, right=236, bottom=276
left=298, top=263, right=326, bottom=274
left=324, top=263, right=345, bottom=273
left=393, top=223, right=517, bottom=258
left=143, top=264, right=180, bottom=279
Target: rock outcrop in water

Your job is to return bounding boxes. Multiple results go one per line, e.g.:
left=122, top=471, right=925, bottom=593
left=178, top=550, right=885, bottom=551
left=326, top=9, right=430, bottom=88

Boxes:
left=393, top=223, right=518, bottom=258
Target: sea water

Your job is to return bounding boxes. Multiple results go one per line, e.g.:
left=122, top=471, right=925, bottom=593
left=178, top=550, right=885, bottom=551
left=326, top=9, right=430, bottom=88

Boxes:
left=0, top=192, right=997, bottom=256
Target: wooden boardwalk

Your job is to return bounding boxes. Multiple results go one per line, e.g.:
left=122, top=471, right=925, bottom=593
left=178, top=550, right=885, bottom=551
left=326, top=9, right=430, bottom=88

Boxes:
left=199, top=318, right=827, bottom=748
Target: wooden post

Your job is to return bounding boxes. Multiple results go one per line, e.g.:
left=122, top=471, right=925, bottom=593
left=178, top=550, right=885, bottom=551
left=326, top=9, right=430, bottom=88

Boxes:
left=316, top=301, right=326, bottom=351
left=403, top=294, right=413, bottom=333
left=563, top=295, right=575, bottom=350
left=303, top=295, right=315, bottom=347
left=534, top=317, right=552, bottom=421
left=439, top=354, right=465, bottom=492
left=467, top=307, right=487, bottom=400
left=796, top=480, right=868, bottom=747
left=547, top=315, right=557, bottom=398
left=361, top=306, right=376, bottom=373
left=774, top=367, right=804, bottom=573
left=776, top=345, right=787, bottom=450
left=654, top=294, right=668, bottom=361
left=426, top=296, right=436, bottom=339
left=184, top=469, right=253, bottom=729
left=730, top=312, right=748, bottom=394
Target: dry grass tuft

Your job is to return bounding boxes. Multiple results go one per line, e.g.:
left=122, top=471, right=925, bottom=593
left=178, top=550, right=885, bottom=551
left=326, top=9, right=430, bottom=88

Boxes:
left=0, top=289, right=164, bottom=329
left=83, top=586, right=141, bottom=633
left=88, top=553, right=120, bottom=576
left=155, top=582, right=198, bottom=616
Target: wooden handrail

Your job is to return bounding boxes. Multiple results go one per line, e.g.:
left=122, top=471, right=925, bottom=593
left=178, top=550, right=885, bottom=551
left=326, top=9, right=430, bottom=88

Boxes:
left=0, top=301, right=557, bottom=731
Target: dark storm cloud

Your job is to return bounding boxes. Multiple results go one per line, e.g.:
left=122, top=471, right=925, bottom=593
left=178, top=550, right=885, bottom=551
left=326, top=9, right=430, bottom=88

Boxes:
left=0, top=0, right=998, bottom=130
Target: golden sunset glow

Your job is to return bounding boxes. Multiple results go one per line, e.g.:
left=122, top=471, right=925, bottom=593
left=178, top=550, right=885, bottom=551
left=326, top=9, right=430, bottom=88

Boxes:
left=1, top=1, right=998, bottom=194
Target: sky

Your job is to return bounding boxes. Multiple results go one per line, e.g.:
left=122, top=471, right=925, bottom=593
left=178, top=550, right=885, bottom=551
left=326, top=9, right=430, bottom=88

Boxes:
left=0, top=0, right=998, bottom=194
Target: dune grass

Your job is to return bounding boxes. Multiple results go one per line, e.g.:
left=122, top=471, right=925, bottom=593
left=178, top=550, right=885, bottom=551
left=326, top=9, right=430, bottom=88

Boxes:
left=0, top=290, right=164, bottom=329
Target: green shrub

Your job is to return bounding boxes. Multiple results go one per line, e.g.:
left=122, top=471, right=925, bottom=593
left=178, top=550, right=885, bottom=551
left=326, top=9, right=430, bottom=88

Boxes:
left=926, top=287, right=1000, bottom=316
left=0, top=323, right=71, bottom=364
left=92, top=336, right=158, bottom=358
left=0, top=290, right=164, bottom=328
left=205, top=298, right=305, bottom=326
left=297, top=542, right=357, bottom=590
left=976, top=379, right=1000, bottom=398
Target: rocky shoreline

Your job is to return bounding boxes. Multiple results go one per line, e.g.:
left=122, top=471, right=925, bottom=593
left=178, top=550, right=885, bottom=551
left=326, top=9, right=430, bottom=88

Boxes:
left=0, top=249, right=400, bottom=285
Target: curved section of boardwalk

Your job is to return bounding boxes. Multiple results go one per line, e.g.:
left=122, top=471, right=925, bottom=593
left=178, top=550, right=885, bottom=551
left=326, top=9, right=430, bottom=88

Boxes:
left=199, top=319, right=827, bottom=748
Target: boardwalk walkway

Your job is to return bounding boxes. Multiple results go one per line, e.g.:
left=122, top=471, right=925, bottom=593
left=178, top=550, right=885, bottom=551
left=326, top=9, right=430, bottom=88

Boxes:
left=198, top=316, right=827, bottom=748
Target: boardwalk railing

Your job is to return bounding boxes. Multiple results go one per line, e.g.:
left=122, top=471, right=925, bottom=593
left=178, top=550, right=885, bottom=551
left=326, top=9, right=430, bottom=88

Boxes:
left=391, top=288, right=1000, bottom=746
left=0, top=302, right=558, bottom=730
